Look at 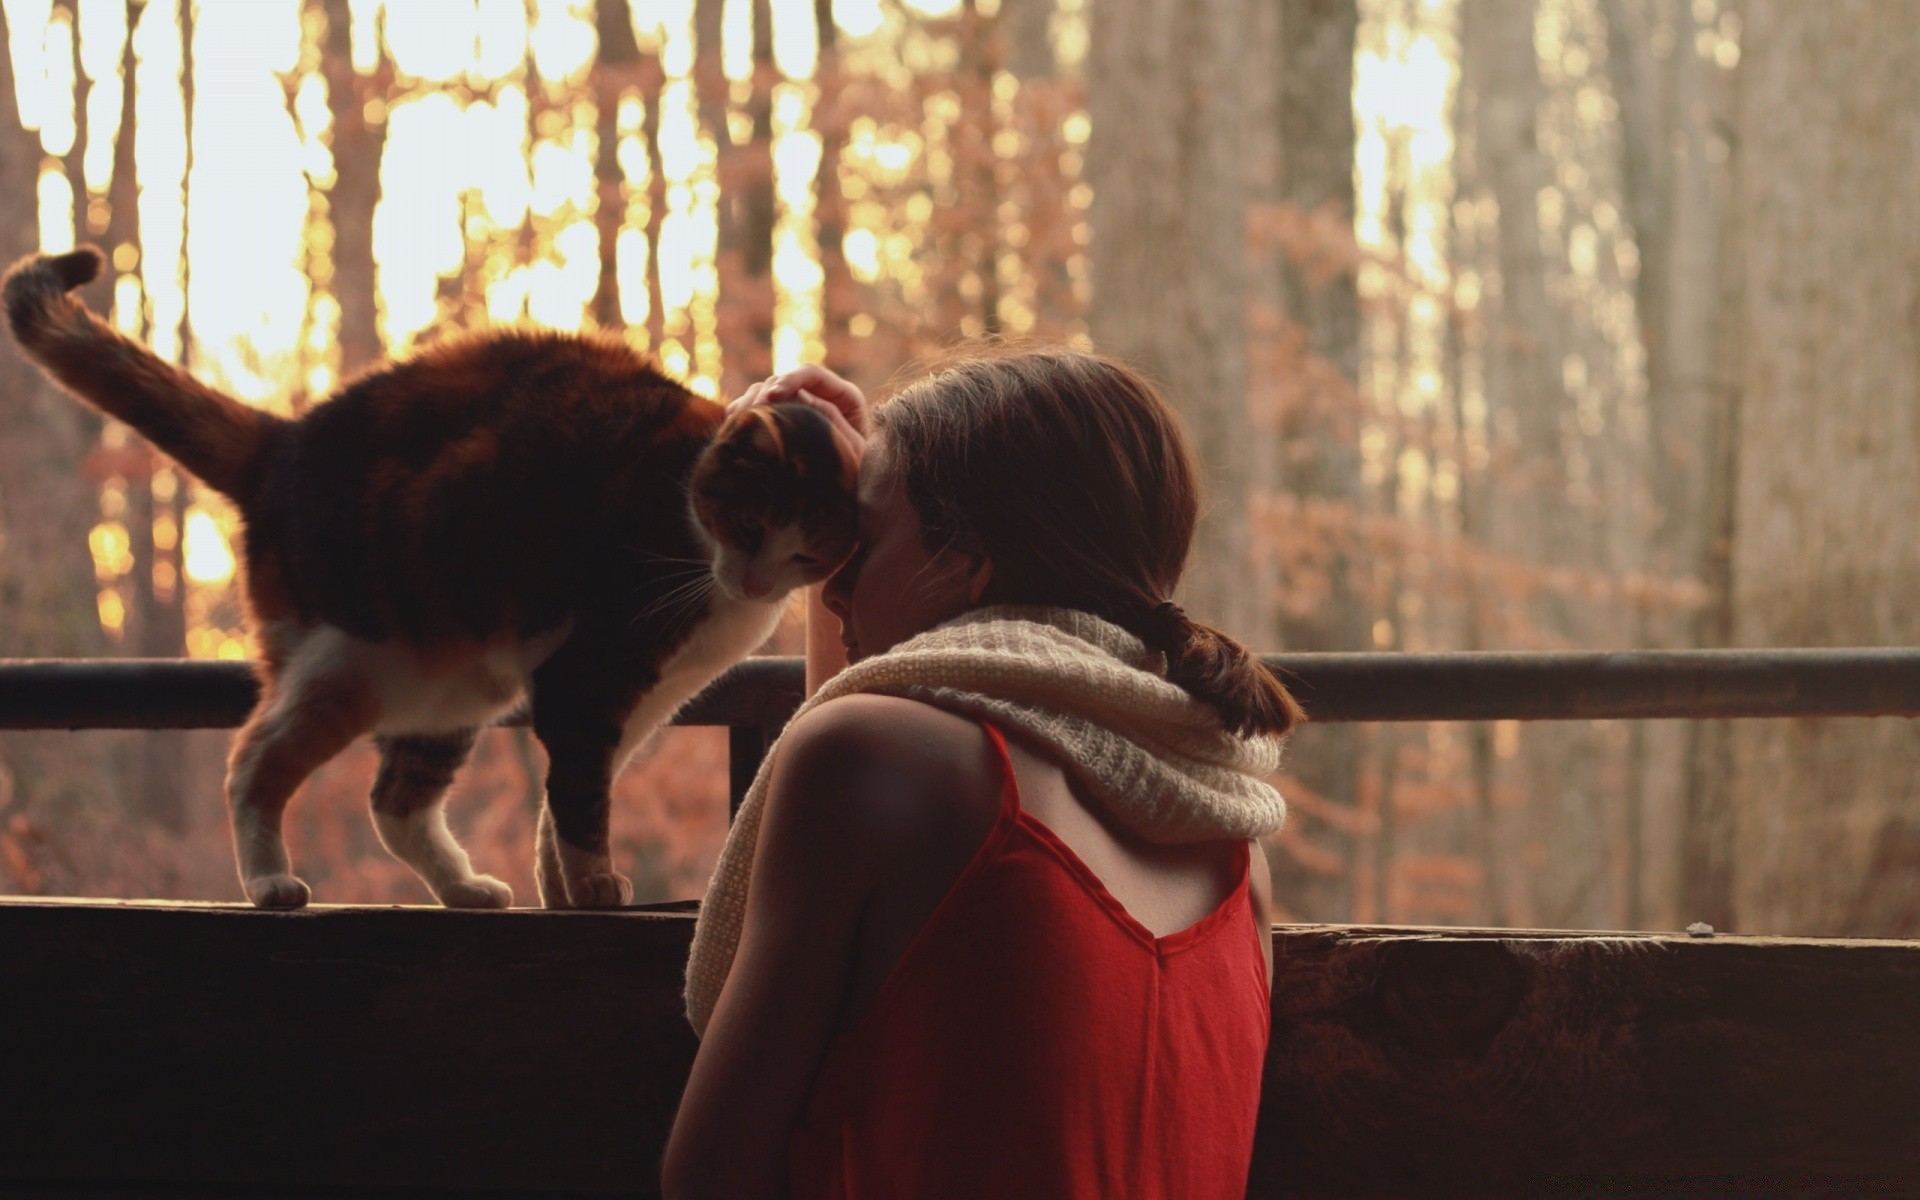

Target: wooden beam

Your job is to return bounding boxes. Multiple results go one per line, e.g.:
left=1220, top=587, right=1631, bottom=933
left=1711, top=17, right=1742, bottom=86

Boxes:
left=0, top=900, right=1915, bottom=1196
left=1251, top=924, right=1920, bottom=1194
left=0, top=899, right=698, bottom=1197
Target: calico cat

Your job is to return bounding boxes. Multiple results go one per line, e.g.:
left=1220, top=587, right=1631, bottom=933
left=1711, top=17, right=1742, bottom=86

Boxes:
left=3, top=246, right=859, bottom=910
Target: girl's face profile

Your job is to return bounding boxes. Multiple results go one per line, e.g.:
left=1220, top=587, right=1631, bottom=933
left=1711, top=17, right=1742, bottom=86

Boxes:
left=821, top=437, right=989, bottom=663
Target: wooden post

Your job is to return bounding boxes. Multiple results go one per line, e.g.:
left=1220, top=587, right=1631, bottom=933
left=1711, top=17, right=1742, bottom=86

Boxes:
left=727, top=721, right=777, bottom=817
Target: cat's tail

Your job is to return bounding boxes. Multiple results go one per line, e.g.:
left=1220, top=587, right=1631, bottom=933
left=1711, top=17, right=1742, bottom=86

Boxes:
left=3, top=246, right=283, bottom=504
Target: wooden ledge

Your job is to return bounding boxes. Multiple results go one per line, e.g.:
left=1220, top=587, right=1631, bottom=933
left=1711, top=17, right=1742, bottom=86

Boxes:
left=2, top=899, right=1916, bottom=1196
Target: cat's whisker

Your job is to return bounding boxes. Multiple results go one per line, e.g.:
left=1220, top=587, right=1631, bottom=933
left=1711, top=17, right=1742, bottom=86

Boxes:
left=627, top=547, right=713, bottom=567
left=668, top=577, right=718, bottom=624
left=648, top=566, right=717, bottom=598
left=631, top=564, right=714, bottom=593
left=627, top=559, right=716, bottom=597
left=668, top=573, right=717, bottom=614
left=634, top=591, right=702, bottom=627
left=632, top=571, right=719, bottom=627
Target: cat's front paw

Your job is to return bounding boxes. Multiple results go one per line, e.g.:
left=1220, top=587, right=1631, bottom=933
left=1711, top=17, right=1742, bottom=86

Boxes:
left=565, top=871, right=634, bottom=908
left=246, top=872, right=312, bottom=909
left=440, top=874, right=513, bottom=909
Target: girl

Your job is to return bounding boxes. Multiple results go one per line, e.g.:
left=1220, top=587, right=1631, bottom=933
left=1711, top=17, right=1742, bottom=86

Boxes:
left=664, top=347, right=1300, bottom=1199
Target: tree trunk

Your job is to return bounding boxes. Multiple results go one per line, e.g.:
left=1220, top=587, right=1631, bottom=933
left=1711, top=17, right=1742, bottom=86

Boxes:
left=708, top=0, right=774, bottom=392
left=695, top=0, right=745, bottom=390
left=1722, top=0, right=1920, bottom=937
left=108, top=0, right=149, bottom=654
left=693, top=0, right=727, bottom=268
left=594, top=0, right=641, bottom=333
left=639, top=45, right=668, bottom=354
left=991, top=0, right=1079, bottom=345
left=66, top=0, right=95, bottom=264
left=1455, top=0, right=1619, bottom=929
left=321, top=0, right=383, bottom=374
left=1275, top=0, right=1360, bottom=387
left=811, top=0, right=854, bottom=376
left=104, top=1, right=190, bottom=832
left=1606, top=0, right=1735, bottom=931
left=1258, top=0, right=1365, bottom=924
left=1677, top=175, right=1745, bottom=932
left=999, top=0, right=1053, bottom=81
left=955, top=0, right=1003, bottom=337
left=1085, top=0, right=1270, bottom=643
left=0, top=7, right=116, bottom=832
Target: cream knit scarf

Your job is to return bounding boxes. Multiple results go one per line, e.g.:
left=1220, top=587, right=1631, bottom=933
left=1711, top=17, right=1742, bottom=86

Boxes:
left=682, top=605, right=1289, bottom=1034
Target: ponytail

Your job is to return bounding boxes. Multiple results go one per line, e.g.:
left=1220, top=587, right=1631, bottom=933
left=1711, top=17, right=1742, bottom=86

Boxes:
left=1112, top=601, right=1306, bottom=737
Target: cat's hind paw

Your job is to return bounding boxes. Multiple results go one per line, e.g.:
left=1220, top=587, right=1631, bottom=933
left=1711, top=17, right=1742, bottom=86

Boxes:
left=565, top=871, right=634, bottom=908
left=440, top=874, right=514, bottom=909
left=246, top=873, right=312, bottom=909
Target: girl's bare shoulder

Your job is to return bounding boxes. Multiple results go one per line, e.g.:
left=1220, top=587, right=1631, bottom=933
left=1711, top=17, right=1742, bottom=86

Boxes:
left=779, top=694, right=991, bottom=781
left=767, top=695, right=998, bottom=843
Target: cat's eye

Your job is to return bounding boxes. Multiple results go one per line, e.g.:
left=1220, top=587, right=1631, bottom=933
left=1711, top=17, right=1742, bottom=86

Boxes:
left=790, top=553, right=820, bottom=567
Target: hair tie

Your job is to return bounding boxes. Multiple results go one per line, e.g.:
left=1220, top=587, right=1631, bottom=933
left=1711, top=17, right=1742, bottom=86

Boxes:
left=1139, top=599, right=1189, bottom=650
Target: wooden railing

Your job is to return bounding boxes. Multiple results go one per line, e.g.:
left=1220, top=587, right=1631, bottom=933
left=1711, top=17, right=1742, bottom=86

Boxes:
left=7, top=647, right=1919, bottom=812
left=2, top=649, right=1918, bottom=1196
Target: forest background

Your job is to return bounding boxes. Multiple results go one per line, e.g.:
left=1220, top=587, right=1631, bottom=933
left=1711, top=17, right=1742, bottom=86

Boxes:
left=0, top=0, right=1914, bottom=938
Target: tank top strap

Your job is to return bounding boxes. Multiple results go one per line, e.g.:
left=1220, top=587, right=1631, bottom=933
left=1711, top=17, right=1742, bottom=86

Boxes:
left=976, top=720, right=1024, bottom=822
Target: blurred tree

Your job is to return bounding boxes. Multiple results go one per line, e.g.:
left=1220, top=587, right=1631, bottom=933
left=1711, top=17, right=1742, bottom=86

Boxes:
left=115, top=0, right=190, bottom=831
left=999, top=0, right=1054, bottom=81
left=1720, top=0, right=1920, bottom=936
left=321, top=0, right=384, bottom=374
left=0, top=6, right=117, bottom=830
left=709, top=0, right=775, bottom=392
left=994, top=0, right=1081, bottom=346
left=593, top=0, right=642, bottom=334
left=1605, top=0, right=1735, bottom=931
left=694, top=0, right=732, bottom=374
left=1273, top=0, right=1361, bottom=394
left=637, top=11, right=669, bottom=352
left=1606, top=0, right=1722, bottom=595
left=955, top=0, right=1003, bottom=337
left=686, top=1, right=756, bottom=392
left=1256, top=0, right=1367, bottom=924
left=63, top=1, right=90, bottom=247
left=811, top=0, right=853, bottom=376
left=1455, top=0, right=1621, bottom=929
left=1085, top=0, right=1273, bottom=643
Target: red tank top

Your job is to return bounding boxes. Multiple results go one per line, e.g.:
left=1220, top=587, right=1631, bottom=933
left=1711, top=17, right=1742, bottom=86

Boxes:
left=787, top=722, right=1271, bottom=1200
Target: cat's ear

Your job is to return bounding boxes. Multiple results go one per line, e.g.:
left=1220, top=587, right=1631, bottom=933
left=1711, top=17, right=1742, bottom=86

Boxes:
left=718, top=407, right=786, bottom=458
left=743, top=407, right=787, bottom=457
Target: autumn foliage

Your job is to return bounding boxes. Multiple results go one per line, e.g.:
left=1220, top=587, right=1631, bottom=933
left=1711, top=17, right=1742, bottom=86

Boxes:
left=4, top=0, right=1916, bottom=939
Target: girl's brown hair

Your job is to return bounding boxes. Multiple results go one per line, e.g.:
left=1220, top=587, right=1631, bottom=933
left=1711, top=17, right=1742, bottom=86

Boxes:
left=875, top=344, right=1306, bottom=737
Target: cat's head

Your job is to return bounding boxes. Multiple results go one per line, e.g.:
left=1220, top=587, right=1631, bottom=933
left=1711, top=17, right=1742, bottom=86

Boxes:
left=689, top=401, right=861, bottom=603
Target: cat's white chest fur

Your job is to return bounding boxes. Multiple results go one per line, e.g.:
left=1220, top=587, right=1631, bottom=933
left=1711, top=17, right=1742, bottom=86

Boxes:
left=612, top=594, right=786, bottom=770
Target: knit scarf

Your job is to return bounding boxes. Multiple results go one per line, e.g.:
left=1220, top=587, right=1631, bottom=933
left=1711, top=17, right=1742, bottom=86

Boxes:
left=682, top=605, right=1289, bottom=1034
